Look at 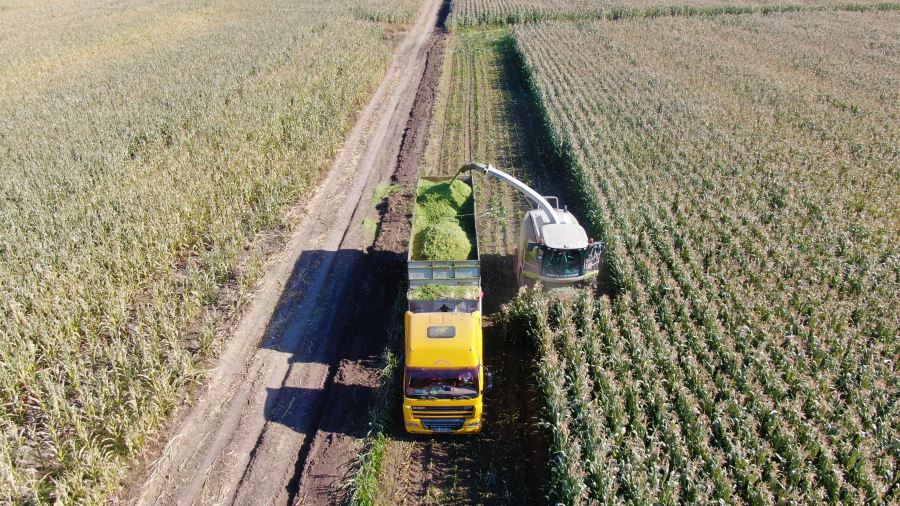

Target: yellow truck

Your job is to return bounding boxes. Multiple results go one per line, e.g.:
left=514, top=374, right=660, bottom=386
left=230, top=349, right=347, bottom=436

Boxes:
left=403, top=174, right=489, bottom=434
left=402, top=165, right=597, bottom=433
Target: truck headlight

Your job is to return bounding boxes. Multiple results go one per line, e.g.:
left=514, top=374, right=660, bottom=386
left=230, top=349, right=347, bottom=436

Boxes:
left=406, top=421, right=419, bottom=427
left=466, top=421, right=480, bottom=427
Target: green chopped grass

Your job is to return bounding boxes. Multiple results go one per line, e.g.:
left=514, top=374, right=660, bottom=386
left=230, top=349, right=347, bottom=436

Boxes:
left=419, top=220, right=472, bottom=260
left=417, top=178, right=473, bottom=219
left=408, top=284, right=481, bottom=300
left=411, top=179, right=477, bottom=261
left=362, top=217, right=379, bottom=239
left=371, top=183, right=401, bottom=204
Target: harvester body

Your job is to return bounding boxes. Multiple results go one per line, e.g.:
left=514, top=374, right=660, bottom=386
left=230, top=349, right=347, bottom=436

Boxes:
left=516, top=206, right=600, bottom=287
left=458, top=163, right=601, bottom=288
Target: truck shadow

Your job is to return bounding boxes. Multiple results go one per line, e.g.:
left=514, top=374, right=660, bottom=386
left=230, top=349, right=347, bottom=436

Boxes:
left=255, top=247, right=402, bottom=438
left=263, top=384, right=374, bottom=437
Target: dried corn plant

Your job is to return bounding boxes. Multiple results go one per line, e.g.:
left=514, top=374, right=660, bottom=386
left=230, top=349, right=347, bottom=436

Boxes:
left=0, top=0, right=422, bottom=502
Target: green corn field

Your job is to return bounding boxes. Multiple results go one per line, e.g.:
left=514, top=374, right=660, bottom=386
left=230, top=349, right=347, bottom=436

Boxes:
left=450, top=0, right=897, bottom=27
left=503, top=10, right=899, bottom=504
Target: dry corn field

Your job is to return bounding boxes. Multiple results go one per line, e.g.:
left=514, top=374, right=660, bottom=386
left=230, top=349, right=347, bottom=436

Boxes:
left=0, top=0, right=422, bottom=502
left=450, top=0, right=896, bottom=26
left=4, top=0, right=900, bottom=503
left=503, top=10, right=899, bottom=504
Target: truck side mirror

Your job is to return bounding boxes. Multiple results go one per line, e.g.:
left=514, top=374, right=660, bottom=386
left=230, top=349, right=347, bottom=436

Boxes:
left=485, top=371, right=494, bottom=391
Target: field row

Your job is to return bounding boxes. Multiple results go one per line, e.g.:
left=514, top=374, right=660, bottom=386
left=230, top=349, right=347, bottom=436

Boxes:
left=350, top=26, right=553, bottom=503
left=509, top=10, right=898, bottom=503
left=0, top=0, right=423, bottom=502
left=450, top=0, right=899, bottom=26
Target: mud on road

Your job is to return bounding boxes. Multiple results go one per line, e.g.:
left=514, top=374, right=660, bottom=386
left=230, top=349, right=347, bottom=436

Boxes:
left=131, top=1, right=449, bottom=504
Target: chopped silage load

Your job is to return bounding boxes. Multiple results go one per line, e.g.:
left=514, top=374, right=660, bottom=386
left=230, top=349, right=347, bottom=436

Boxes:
left=411, top=178, right=476, bottom=261
left=407, top=284, right=481, bottom=301
left=416, top=178, right=471, bottom=221
left=420, top=220, right=471, bottom=260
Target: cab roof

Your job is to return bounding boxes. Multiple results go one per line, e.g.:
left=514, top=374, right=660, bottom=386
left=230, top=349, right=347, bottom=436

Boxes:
left=541, top=223, right=588, bottom=250
left=406, top=311, right=480, bottom=368
left=528, top=209, right=589, bottom=250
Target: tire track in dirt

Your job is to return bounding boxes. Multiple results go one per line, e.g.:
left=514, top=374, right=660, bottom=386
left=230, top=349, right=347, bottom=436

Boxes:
left=131, top=2, right=445, bottom=505
left=291, top=2, right=451, bottom=503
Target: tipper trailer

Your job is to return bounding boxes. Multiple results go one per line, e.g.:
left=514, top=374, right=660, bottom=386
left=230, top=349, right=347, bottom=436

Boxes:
left=403, top=174, right=487, bottom=434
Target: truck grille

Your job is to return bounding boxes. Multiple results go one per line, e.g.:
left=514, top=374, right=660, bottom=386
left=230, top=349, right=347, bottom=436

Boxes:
left=411, top=406, right=474, bottom=418
left=421, top=418, right=465, bottom=432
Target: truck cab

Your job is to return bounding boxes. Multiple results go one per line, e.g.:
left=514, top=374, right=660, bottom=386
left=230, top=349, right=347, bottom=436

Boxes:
left=403, top=310, right=485, bottom=434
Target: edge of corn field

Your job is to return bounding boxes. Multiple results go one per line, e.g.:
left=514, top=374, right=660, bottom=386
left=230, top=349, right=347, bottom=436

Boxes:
left=450, top=1, right=900, bottom=28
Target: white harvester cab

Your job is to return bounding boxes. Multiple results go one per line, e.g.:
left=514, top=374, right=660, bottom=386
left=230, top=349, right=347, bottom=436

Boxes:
left=516, top=205, right=600, bottom=288
left=458, top=163, right=601, bottom=289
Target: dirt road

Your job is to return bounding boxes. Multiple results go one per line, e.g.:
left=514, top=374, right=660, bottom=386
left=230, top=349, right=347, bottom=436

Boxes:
left=292, top=1, right=451, bottom=504
left=134, top=2, right=446, bottom=504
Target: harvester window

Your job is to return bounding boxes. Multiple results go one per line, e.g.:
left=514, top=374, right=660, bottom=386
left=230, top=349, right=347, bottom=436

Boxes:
left=541, top=248, right=583, bottom=278
left=584, top=244, right=601, bottom=271
left=427, top=325, right=456, bottom=338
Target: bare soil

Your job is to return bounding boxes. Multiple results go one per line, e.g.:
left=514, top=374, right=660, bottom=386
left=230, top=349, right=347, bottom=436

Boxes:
left=129, top=2, right=447, bottom=504
left=291, top=3, right=451, bottom=505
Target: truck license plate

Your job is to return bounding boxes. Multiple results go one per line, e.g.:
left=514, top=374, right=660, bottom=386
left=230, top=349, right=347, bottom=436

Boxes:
left=432, top=427, right=452, bottom=433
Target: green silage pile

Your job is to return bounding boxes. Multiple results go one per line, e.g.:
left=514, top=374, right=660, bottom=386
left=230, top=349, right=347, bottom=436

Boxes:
left=411, top=179, right=476, bottom=261
left=407, top=284, right=481, bottom=300
left=420, top=220, right=471, bottom=260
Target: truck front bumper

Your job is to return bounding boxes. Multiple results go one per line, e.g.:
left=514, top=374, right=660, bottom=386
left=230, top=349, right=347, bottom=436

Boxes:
left=404, top=418, right=482, bottom=434
left=403, top=400, right=483, bottom=434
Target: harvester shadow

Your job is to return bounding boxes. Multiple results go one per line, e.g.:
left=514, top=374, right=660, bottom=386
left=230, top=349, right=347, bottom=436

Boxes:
left=479, top=253, right=519, bottom=314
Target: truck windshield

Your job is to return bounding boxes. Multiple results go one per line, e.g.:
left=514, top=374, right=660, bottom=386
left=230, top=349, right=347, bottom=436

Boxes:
left=541, top=248, right=583, bottom=278
left=406, top=367, right=479, bottom=399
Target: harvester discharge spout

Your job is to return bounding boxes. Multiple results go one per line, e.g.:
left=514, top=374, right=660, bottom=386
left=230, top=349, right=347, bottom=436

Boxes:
left=458, top=163, right=561, bottom=224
